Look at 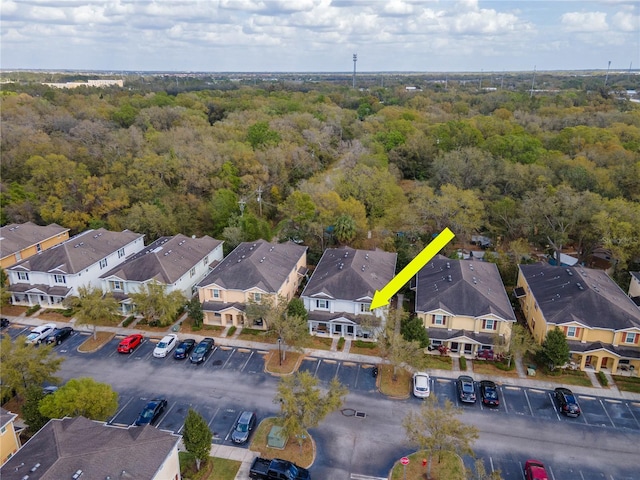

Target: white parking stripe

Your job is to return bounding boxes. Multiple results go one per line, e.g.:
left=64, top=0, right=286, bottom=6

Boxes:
left=625, top=402, right=640, bottom=428
left=523, top=389, right=533, bottom=416
left=222, top=348, right=236, bottom=369
left=548, top=392, right=561, bottom=421
left=108, top=395, right=134, bottom=424
left=350, top=474, right=388, bottom=480
left=240, top=350, right=255, bottom=371
left=499, top=386, right=509, bottom=413
left=548, top=465, right=556, bottom=480
left=599, top=398, right=616, bottom=427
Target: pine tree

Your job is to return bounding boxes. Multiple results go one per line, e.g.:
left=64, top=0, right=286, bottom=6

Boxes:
left=183, top=408, right=212, bottom=471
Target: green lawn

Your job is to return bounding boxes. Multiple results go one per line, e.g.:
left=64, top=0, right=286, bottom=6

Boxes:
left=179, top=452, right=240, bottom=480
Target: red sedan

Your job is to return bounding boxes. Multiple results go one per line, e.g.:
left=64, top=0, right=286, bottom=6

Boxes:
left=117, top=334, right=143, bottom=353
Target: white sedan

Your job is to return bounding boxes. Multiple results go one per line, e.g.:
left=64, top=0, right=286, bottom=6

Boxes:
left=153, top=334, right=178, bottom=358
left=412, top=371, right=431, bottom=398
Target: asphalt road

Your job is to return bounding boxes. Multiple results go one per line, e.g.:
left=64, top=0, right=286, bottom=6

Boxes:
left=10, top=327, right=640, bottom=480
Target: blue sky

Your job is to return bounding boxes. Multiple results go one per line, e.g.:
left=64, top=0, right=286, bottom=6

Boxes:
left=1, top=0, right=638, bottom=72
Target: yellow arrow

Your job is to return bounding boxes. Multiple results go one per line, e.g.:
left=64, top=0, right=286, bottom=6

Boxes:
left=370, top=227, right=455, bottom=310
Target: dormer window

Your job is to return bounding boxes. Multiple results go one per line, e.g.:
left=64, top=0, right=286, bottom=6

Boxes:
left=316, top=299, right=329, bottom=310
left=54, top=274, right=66, bottom=284
left=99, top=259, right=108, bottom=269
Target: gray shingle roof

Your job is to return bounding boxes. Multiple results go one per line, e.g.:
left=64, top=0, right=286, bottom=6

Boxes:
left=0, top=407, right=17, bottom=431
left=8, top=228, right=143, bottom=275
left=519, top=263, right=640, bottom=331
left=415, top=255, right=515, bottom=321
left=0, top=416, right=179, bottom=480
left=0, top=222, right=69, bottom=258
left=100, top=234, right=222, bottom=284
left=197, top=240, right=307, bottom=293
left=301, top=247, right=397, bottom=301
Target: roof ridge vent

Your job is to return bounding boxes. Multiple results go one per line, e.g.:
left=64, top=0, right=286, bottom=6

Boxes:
left=577, top=282, right=584, bottom=290
left=361, top=265, right=365, bottom=271
left=446, top=262, right=450, bottom=269
left=365, top=253, right=369, bottom=259
left=469, top=264, right=474, bottom=271
left=344, top=252, right=348, bottom=258
left=447, top=275, right=452, bottom=282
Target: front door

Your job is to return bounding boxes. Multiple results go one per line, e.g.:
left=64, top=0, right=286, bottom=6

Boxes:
left=450, top=342, right=459, bottom=353
left=347, top=325, right=354, bottom=336
left=601, top=357, right=609, bottom=369
left=464, top=344, right=473, bottom=355
left=334, top=324, right=342, bottom=335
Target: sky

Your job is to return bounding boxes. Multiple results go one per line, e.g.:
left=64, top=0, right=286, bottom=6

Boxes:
left=1, top=0, right=639, bottom=73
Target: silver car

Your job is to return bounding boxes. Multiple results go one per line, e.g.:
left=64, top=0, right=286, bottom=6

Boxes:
left=231, top=411, right=256, bottom=444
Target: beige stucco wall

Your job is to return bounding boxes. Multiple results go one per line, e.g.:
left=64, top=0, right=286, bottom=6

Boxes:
left=153, top=443, right=181, bottom=480
left=0, top=420, right=20, bottom=466
left=418, top=312, right=513, bottom=343
left=0, top=231, right=69, bottom=269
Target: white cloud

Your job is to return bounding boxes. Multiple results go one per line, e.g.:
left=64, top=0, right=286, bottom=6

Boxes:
left=611, top=10, right=640, bottom=31
left=561, top=11, right=609, bottom=33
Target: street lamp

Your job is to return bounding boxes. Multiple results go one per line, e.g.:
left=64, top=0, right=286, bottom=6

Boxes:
left=278, top=337, right=282, bottom=366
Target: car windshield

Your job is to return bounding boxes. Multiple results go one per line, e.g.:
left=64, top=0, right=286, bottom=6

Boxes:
left=565, top=394, right=576, bottom=403
left=141, top=408, right=155, bottom=419
left=484, top=388, right=497, bottom=399
left=462, top=383, right=473, bottom=393
left=236, top=423, right=248, bottom=432
left=157, top=342, right=167, bottom=348
left=286, top=464, right=299, bottom=478
left=26, top=333, right=39, bottom=340
left=195, top=345, right=206, bottom=353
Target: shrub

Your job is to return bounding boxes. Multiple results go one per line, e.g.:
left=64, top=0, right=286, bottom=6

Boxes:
left=459, top=356, right=467, bottom=371
left=240, top=328, right=263, bottom=336
left=495, top=360, right=516, bottom=371
left=122, top=316, right=135, bottom=327
left=337, top=337, right=345, bottom=350
left=227, top=326, right=237, bottom=337
left=26, top=304, right=41, bottom=316
left=62, top=308, right=75, bottom=318
left=597, top=371, right=608, bottom=387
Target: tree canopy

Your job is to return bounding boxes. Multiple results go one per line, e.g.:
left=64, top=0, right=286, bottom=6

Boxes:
left=183, top=408, right=213, bottom=471
left=39, top=377, right=118, bottom=421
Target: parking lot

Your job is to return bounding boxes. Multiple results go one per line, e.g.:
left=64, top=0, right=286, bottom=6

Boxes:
left=5, top=324, right=640, bottom=478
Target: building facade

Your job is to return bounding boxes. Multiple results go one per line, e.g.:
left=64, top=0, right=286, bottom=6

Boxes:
left=0, top=222, right=69, bottom=269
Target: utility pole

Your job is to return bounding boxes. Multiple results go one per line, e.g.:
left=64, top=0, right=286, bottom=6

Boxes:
left=604, top=60, right=612, bottom=86
left=352, top=53, right=357, bottom=89
left=530, top=65, right=536, bottom=98
left=238, top=198, right=246, bottom=217
left=256, top=186, right=263, bottom=217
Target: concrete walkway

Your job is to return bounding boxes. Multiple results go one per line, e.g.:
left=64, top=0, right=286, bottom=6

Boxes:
left=5, top=313, right=640, bottom=479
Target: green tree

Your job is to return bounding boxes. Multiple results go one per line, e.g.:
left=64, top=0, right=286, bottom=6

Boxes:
left=287, top=298, right=308, bottom=321
left=187, top=296, right=204, bottom=328
left=0, top=267, right=11, bottom=306
left=247, top=121, right=280, bottom=149
left=378, top=309, right=424, bottom=380
left=65, top=285, right=120, bottom=340
left=130, top=281, right=186, bottom=327
left=183, top=408, right=213, bottom=471
left=401, top=315, right=429, bottom=348
left=539, top=327, right=570, bottom=370
left=499, top=323, right=539, bottom=368
left=22, top=386, right=50, bottom=433
left=403, top=396, right=479, bottom=480
left=276, top=371, right=347, bottom=451
left=0, top=335, right=63, bottom=398
left=470, top=458, right=504, bottom=480
left=333, top=214, right=357, bottom=245
left=39, top=377, right=118, bottom=421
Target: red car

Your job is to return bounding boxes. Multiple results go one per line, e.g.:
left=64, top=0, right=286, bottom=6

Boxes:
left=117, top=334, right=143, bottom=353
left=524, top=460, right=549, bottom=480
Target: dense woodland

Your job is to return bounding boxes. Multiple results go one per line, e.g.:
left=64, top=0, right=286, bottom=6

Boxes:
left=1, top=73, right=639, bottom=289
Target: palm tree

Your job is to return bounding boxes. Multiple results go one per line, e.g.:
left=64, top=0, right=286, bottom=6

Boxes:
left=333, top=214, right=357, bottom=245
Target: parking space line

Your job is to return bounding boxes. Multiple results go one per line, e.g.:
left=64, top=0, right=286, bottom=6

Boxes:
left=518, top=461, right=526, bottom=480
left=625, top=403, right=640, bottom=429
left=548, top=465, right=556, bottom=480
left=599, top=399, right=616, bottom=427
left=313, top=360, right=321, bottom=377
left=335, top=362, right=341, bottom=378
left=157, top=401, right=175, bottom=427
left=108, top=395, right=134, bottom=425
left=523, top=389, right=533, bottom=416
left=207, top=407, right=221, bottom=428
left=489, top=456, right=494, bottom=473
left=202, top=346, right=218, bottom=367
left=579, top=470, right=586, bottom=480
left=580, top=395, right=595, bottom=400
left=504, top=386, right=520, bottom=390
left=548, top=392, right=561, bottom=421
left=498, top=386, right=508, bottom=413
left=222, top=348, right=236, bottom=369
left=605, top=399, right=621, bottom=404
left=240, top=350, right=255, bottom=372
left=225, top=411, right=242, bottom=441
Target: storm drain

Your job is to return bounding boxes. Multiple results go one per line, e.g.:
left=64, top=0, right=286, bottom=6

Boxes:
left=355, top=411, right=366, bottom=418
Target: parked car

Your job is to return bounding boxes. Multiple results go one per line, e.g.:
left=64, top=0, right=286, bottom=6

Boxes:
left=231, top=410, right=257, bottom=444
left=554, top=387, right=581, bottom=417
left=117, top=334, right=143, bottom=353
left=189, top=337, right=214, bottom=364
left=249, top=457, right=310, bottom=480
left=479, top=380, right=500, bottom=407
left=134, top=398, right=168, bottom=426
left=1, top=318, right=10, bottom=329
left=456, top=375, right=476, bottom=404
left=45, top=327, right=74, bottom=345
left=153, top=334, right=178, bottom=358
left=173, top=338, right=196, bottom=359
left=25, top=323, right=57, bottom=345
left=524, top=459, right=549, bottom=480
left=42, top=385, right=59, bottom=395
left=412, top=372, right=431, bottom=398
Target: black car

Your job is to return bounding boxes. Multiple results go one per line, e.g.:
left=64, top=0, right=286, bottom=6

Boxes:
left=231, top=410, right=257, bottom=444
left=554, top=387, right=581, bottom=417
left=173, top=338, right=196, bottom=359
left=456, top=375, right=476, bottom=404
left=45, top=327, right=74, bottom=345
left=189, top=337, right=214, bottom=364
left=1, top=318, right=9, bottom=329
left=479, top=380, right=499, bottom=407
left=135, top=398, right=168, bottom=426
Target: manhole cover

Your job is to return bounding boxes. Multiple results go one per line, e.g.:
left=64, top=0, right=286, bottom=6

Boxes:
left=341, top=408, right=356, bottom=417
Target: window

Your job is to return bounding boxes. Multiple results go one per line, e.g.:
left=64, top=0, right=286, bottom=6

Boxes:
left=53, top=274, right=66, bottom=284
left=566, top=326, right=580, bottom=338
left=432, top=314, right=444, bottom=325
left=212, top=289, right=220, bottom=299
left=36, top=243, right=42, bottom=252
left=360, top=303, right=370, bottom=313
left=316, top=299, right=329, bottom=309
left=253, top=292, right=262, bottom=302
left=190, top=267, right=196, bottom=278
left=624, top=332, right=638, bottom=344
left=482, top=319, right=496, bottom=330
left=15, top=252, right=21, bottom=262
left=17, top=271, right=29, bottom=281
left=99, top=258, right=108, bottom=269
left=0, top=425, right=5, bottom=434
left=117, top=248, right=125, bottom=258
left=203, top=255, right=209, bottom=266
left=109, top=280, right=123, bottom=291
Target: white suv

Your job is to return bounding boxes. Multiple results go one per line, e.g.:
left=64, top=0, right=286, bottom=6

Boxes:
left=25, top=323, right=57, bottom=345
left=153, top=334, right=178, bottom=358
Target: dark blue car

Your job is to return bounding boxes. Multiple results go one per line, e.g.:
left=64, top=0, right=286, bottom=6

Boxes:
left=173, top=338, right=196, bottom=359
